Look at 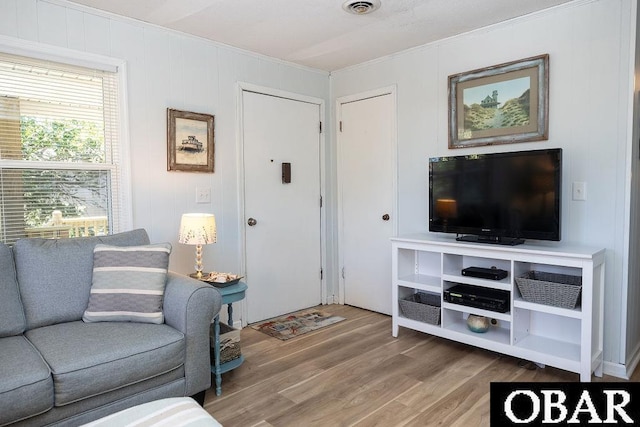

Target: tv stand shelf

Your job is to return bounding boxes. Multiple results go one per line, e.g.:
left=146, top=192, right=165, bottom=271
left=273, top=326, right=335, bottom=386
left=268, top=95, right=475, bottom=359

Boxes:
left=391, top=233, right=605, bottom=381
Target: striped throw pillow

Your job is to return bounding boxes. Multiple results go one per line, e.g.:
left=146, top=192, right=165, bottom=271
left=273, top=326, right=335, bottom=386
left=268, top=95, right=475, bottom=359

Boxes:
left=82, top=243, right=171, bottom=324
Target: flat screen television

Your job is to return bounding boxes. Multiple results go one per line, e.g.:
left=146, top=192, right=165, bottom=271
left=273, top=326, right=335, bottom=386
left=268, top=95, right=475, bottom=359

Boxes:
left=429, top=148, right=562, bottom=245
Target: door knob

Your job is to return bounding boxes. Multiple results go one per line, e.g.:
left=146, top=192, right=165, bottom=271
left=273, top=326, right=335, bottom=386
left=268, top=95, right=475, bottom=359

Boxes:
left=382, top=214, right=390, bottom=221
left=247, top=218, right=257, bottom=226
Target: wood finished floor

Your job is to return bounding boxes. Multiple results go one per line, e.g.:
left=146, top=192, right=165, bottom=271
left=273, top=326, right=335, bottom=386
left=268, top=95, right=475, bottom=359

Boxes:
left=204, top=305, right=636, bottom=427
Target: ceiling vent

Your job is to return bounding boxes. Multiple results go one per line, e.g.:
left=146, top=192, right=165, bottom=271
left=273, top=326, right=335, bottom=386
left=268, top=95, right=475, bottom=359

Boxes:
left=342, top=0, right=381, bottom=15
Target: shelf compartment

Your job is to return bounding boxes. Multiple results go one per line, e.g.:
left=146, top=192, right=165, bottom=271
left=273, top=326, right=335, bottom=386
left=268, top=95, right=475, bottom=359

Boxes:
left=515, top=270, right=582, bottom=310
left=442, top=273, right=511, bottom=292
left=513, top=307, right=581, bottom=349
left=398, top=286, right=442, bottom=314
left=513, top=335, right=581, bottom=371
left=442, top=302, right=511, bottom=322
left=396, top=315, right=442, bottom=334
left=397, top=248, right=441, bottom=283
left=398, top=291, right=441, bottom=325
left=398, top=273, right=441, bottom=291
left=443, top=254, right=511, bottom=278
left=513, top=262, right=582, bottom=284
left=442, top=311, right=511, bottom=346
left=443, top=281, right=511, bottom=317
left=513, top=298, right=581, bottom=319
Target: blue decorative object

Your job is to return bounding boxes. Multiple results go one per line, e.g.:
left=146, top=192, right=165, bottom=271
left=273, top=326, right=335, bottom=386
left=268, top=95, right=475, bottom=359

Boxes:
left=467, top=314, right=490, bottom=333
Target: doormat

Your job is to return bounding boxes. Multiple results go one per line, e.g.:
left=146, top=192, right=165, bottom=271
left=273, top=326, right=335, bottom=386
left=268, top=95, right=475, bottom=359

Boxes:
left=250, top=309, right=345, bottom=341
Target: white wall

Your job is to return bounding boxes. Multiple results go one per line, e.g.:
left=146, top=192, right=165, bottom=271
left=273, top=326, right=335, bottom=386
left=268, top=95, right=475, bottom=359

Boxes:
left=0, top=0, right=331, bottom=289
left=331, top=0, right=636, bottom=370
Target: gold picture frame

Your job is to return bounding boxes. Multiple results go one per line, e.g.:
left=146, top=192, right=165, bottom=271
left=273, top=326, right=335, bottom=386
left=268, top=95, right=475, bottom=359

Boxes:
left=448, top=54, right=549, bottom=149
left=167, top=108, right=215, bottom=172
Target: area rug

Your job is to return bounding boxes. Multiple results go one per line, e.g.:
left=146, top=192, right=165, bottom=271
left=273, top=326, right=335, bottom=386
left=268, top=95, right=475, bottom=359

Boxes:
left=250, top=309, right=345, bottom=340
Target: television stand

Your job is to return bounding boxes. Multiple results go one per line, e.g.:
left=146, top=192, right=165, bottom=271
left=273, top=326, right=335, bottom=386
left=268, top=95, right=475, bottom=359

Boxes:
left=391, top=233, right=606, bottom=381
left=456, top=234, right=525, bottom=246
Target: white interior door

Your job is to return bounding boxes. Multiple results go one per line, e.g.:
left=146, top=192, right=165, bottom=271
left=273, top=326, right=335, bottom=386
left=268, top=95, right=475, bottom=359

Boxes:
left=338, top=91, right=396, bottom=315
left=242, top=90, right=322, bottom=323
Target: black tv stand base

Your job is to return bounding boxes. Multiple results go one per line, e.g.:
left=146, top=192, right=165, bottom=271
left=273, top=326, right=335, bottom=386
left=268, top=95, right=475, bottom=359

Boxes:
left=456, top=235, right=525, bottom=246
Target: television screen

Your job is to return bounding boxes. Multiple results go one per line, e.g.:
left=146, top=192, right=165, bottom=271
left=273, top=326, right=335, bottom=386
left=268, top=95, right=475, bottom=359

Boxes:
left=429, top=148, right=562, bottom=245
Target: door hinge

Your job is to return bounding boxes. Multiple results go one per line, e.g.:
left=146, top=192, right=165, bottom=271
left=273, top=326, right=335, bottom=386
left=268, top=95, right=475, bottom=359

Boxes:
left=320, top=268, right=323, bottom=280
left=341, top=267, right=345, bottom=279
left=319, top=121, right=322, bottom=133
left=320, top=195, right=323, bottom=208
left=339, top=121, right=343, bottom=132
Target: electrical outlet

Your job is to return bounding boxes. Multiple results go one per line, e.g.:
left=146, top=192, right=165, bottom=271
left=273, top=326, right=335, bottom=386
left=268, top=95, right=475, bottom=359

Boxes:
left=572, top=182, right=586, bottom=201
left=196, top=187, right=211, bottom=204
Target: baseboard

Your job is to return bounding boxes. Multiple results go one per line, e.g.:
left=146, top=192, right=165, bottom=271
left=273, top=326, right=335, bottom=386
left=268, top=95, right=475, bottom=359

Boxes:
left=624, top=342, right=640, bottom=379
left=603, top=361, right=629, bottom=380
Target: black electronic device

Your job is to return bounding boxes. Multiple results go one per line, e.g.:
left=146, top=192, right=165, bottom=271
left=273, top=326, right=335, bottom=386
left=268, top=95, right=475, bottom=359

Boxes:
left=462, top=266, right=508, bottom=281
left=443, top=283, right=510, bottom=313
left=429, top=148, right=562, bottom=245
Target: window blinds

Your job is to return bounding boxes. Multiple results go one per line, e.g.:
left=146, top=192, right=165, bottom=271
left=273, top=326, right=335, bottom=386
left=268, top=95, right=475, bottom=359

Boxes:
left=0, top=52, right=121, bottom=244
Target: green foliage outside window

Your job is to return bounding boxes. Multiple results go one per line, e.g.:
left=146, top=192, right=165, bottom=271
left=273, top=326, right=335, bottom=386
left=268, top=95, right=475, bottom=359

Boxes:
left=19, top=117, right=108, bottom=227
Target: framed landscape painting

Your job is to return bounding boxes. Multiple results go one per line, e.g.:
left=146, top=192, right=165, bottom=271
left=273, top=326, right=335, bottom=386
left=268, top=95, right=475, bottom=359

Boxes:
left=167, top=109, right=215, bottom=172
left=448, top=54, right=549, bottom=148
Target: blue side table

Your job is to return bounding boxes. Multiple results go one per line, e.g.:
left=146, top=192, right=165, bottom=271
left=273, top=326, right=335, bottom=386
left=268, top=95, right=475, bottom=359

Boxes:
left=211, top=281, right=247, bottom=396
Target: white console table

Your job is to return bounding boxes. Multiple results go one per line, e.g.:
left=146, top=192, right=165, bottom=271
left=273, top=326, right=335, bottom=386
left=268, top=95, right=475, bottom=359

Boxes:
left=391, top=234, right=605, bottom=381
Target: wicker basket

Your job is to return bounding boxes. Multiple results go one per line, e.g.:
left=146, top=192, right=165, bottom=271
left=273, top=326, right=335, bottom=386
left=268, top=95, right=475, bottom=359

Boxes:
left=399, top=292, right=441, bottom=325
left=210, top=323, right=242, bottom=364
left=515, top=271, right=582, bottom=309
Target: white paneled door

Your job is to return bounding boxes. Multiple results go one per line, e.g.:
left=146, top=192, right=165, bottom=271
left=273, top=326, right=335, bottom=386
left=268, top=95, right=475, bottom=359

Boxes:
left=242, top=90, right=322, bottom=323
left=338, top=90, right=396, bottom=315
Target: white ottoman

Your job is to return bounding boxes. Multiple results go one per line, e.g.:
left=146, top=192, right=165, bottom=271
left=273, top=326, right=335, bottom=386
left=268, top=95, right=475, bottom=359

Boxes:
left=82, top=397, right=222, bottom=427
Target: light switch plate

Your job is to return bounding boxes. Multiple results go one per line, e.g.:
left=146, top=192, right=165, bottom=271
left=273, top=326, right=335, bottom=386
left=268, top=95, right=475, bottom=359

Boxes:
left=196, top=187, right=211, bottom=204
left=572, top=182, right=586, bottom=201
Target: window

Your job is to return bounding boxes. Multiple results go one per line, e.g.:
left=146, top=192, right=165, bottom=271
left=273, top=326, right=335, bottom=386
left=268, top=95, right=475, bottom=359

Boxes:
left=0, top=51, right=123, bottom=244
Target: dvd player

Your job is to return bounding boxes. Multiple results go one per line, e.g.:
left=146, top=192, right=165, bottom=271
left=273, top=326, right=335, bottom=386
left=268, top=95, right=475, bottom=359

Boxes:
left=462, top=266, right=508, bottom=280
left=443, top=283, right=510, bottom=313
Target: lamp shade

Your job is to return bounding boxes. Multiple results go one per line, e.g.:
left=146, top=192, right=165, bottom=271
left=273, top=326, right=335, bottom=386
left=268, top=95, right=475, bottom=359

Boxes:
left=179, top=213, right=217, bottom=245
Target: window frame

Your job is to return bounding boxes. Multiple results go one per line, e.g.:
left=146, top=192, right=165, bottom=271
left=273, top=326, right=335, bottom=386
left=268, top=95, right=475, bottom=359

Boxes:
left=0, top=38, right=133, bottom=238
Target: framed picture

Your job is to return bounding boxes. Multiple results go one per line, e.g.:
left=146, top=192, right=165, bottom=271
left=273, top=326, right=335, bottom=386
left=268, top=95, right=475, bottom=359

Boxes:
left=448, top=54, right=549, bottom=149
left=167, top=109, right=215, bottom=172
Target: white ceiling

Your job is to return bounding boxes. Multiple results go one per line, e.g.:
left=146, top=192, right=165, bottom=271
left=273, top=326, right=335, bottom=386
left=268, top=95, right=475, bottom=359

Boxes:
left=67, top=0, right=574, bottom=71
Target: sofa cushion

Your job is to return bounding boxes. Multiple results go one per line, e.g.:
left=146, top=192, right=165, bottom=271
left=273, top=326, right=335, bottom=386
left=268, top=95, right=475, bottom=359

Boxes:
left=0, top=335, right=53, bottom=426
left=25, top=321, right=185, bottom=406
left=83, top=243, right=171, bottom=324
left=14, top=229, right=150, bottom=330
left=0, top=243, right=26, bottom=337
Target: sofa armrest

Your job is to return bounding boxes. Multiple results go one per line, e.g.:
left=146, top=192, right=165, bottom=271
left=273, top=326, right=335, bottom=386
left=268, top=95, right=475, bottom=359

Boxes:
left=163, top=272, right=222, bottom=396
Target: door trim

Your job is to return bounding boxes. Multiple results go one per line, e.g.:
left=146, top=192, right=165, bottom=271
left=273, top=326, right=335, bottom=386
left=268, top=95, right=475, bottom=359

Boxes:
left=336, top=85, right=398, bottom=305
left=236, top=82, right=327, bottom=325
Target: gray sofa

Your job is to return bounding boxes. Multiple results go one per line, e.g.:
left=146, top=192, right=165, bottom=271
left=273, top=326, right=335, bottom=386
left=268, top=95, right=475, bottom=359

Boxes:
left=0, top=229, right=222, bottom=426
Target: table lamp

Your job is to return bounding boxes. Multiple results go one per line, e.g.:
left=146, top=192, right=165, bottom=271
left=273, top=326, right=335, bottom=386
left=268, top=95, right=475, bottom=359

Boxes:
left=179, top=213, right=217, bottom=279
